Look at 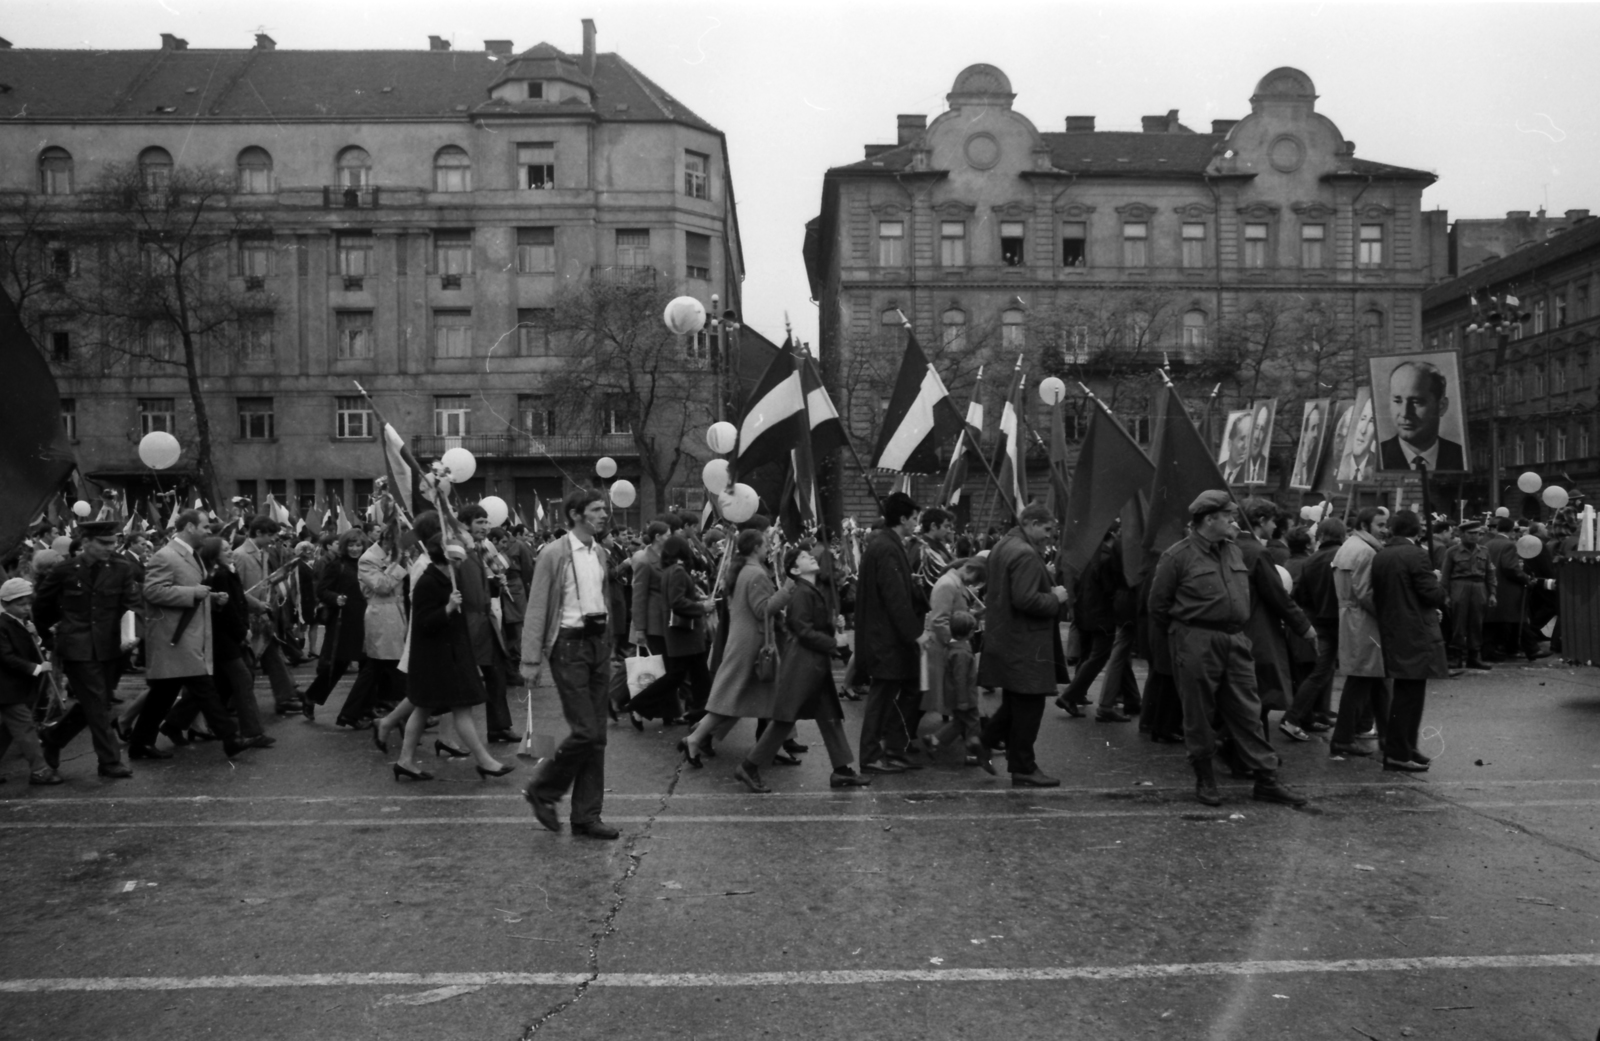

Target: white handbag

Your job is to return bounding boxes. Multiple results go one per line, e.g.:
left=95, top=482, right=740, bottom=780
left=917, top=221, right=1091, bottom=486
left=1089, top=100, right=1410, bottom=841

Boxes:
left=624, top=646, right=664, bottom=698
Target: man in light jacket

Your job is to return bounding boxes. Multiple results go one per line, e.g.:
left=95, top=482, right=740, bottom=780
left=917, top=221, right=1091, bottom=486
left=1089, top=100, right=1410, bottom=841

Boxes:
left=1329, top=507, right=1391, bottom=759
left=235, top=516, right=304, bottom=715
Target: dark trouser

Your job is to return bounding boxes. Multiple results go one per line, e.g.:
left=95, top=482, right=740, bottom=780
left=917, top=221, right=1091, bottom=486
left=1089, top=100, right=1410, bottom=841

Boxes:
left=1449, top=584, right=1487, bottom=660
left=628, top=651, right=710, bottom=720
left=0, top=701, right=47, bottom=771
left=750, top=718, right=855, bottom=770
left=258, top=640, right=299, bottom=707
left=304, top=660, right=354, bottom=707
left=176, top=655, right=265, bottom=739
left=1171, top=625, right=1277, bottom=774
left=1140, top=668, right=1184, bottom=737
left=1098, top=623, right=1140, bottom=713
left=49, top=659, right=125, bottom=767
left=530, top=633, right=611, bottom=825
left=981, top=691, right=1047, bottom=775
left=1061, top=628, right=1112, bottom=705
left=1332, top=675, right=1391, bottom=746
left=134, top=675, right=239, bottom=749
left=1285, top=622, right=1339, bottom=728
left=1387, top=678, right=1428, bottom=761
left=859, top=677, right=922, bottom=765
left=504, top=621, right=524, bottom=682
left=341, top=658, right=399, bottom=723
left=482, top=664, right=511, bottom=733
left=932, top=705, right=983, bottom=748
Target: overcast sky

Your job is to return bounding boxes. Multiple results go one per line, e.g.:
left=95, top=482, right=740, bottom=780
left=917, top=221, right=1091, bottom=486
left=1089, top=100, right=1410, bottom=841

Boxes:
left=13, top=1, right=1600, bottom=349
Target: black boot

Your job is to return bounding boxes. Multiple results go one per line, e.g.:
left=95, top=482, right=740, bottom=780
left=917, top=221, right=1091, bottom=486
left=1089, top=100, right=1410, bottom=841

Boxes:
left=1252, top=770, right=1308, bottom=807
left=1193, top=758, right=1222, bottom=806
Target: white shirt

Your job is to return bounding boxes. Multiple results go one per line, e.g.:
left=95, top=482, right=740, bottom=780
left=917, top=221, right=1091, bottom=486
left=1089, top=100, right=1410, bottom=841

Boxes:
left=1398, top=440, right=1440, bottom=471
left=560, top=531, right=608, bottom=628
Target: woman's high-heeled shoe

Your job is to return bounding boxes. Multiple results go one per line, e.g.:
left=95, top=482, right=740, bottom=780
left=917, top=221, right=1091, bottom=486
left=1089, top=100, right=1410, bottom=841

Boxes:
left=476, top=762, right=517, bottom=780
left=678, top=737, right=703, bottom=768
left=372, top=722, right=390, bottom=753
left=629, top=712, right=645, bottom=732
left=434, top=740, right=469, bottom=759
left=392, top=762, right=434, bottom=781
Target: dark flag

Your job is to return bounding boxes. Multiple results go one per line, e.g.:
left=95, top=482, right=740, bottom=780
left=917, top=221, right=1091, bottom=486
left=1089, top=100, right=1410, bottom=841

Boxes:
left=799, top=354, right=848, bottom=460
left=939, top=368, right=985, bottom=508
left=992, top=366, right=1028, bottom=518
left=0, top=287, right=76, bottom=557
left=873, top=332, right=963, bottom=475
left=1134, top=384, right=1228, bottom=578
left=1058, top=404, right=1154, bottom=579
left=736, top=343, right=805, bottom=473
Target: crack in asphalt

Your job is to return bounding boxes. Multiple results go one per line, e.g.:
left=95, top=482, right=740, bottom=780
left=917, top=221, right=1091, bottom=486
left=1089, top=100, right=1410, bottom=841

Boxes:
left=518, top=758, right=684, bottom=1039
left=1411, top=783, right=1600, bottom=866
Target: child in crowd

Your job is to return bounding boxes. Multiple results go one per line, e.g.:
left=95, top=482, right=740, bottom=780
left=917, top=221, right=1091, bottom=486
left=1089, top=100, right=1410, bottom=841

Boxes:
left=922, top=610, right=993, bottom=774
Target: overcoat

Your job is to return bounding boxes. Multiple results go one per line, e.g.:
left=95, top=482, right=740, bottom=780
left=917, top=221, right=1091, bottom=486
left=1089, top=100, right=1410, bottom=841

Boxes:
left=1332, top=530, right=1386, bottom=678
left=975, top=528, right=1061, bottom=694
left=406, top=564, right=487, bottom=711
left=1484, top=533, right=1530, bottom=626
left=0, top=612, right=44, bottom=705
left=660, top=563, right=709, bottom=658
left=358, top=544, right=408, bottom=661
left=143, top=539, right=213, bottom=680
left=1371, top=536, right=1449, bottom=680
left=315, top=556, right=367, bottom=663
left=852, top=527, right=926, bottom=682
left=1238, top=533, right=1311, bottom=710
left=921, top=568, right=972, bottom=712
left=33, top=554, right=140, bottom=662
left=772, top=579, right=843, bottom=722
left=704, top=563, right=791, bottom=718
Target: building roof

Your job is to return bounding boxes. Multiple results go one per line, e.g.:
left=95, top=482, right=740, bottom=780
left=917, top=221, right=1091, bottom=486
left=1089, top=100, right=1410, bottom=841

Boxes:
left=0, top=45, right=718, bottom=130
left=1423, top=216, right=1600, bottom=312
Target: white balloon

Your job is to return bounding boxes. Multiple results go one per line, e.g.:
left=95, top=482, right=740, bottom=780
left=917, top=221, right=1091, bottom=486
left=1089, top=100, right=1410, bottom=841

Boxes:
left=479, top=495, right=508, bottom=528
left=138, top=430, right=181, bottom=470
left=72, top=500, right=92, bottom=518
left=701, top=458, right=731, bottom=495
left=1494, top=506, right=1511, bottom=518
left=609, top=479, right=637, bottom=509
left=595, top=456, right=618, bottom=480
left=706, top=421, right=738, bottom=455
left=663, top=296, right=708, bottom=336
left=441, top=447, right=477, bottom=483
left=1038, top=376, right=1067, bottom=406
left=718, top=483, right=759, bottom=524
left=1516, top=534, right=1543, bottom=560
left=1517, top=471, right=1542, bottom=494
left=1543, top=485, right=1570, bottom=509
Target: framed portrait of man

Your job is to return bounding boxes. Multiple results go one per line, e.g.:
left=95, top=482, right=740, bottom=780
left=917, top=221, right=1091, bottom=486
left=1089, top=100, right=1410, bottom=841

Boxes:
left=1218, top=409, right=1252, bottom=486
left=1368, top=351, right=1469, bottom=474
left=1315, top=398, right=1354, bottom=494
left=1244, top=398, right=1276, bottom=485
left=1335, top=387, right=1377, bottom=483
left=1289, top=398, right=1331, bottom=490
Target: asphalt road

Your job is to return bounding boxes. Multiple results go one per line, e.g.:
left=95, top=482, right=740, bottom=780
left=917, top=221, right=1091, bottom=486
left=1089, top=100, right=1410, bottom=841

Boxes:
left=2, top=655, right=1598, bottom=1041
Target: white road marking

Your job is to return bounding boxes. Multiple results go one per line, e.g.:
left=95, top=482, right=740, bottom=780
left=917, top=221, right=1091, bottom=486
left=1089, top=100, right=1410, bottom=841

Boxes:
left=1, top=954, right=1597, bottom=994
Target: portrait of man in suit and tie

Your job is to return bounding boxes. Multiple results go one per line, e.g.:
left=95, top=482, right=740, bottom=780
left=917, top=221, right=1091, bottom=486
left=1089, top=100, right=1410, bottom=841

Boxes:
left=1289, top=398, right=1330, bottom=490
left=1245, top=398, right=1276, bottom=485
left=1370, top=351, right=1470, bottom=474
left=1218, top=410, right=1252, bottom=486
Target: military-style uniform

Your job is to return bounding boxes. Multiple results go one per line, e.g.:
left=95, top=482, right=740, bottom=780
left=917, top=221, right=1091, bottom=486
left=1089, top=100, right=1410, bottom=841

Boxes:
left=1440, top=524, right=1494, bottom=667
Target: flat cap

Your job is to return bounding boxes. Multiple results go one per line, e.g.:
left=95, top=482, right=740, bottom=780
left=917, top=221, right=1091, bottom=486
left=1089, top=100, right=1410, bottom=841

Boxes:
left=1189, top=489, right=1235, bottom=515
left=77, top=521, right=119, bottom=538
left=0, top=577, right=35, bottom=601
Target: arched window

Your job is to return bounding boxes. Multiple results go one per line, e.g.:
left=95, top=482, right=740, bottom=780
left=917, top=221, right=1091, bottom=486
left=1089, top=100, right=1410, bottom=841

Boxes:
left=1532, top=363, right=1546, bottom=398
left=433, top=146, right=471, bottom=192
left=1002, top=308, right=1026, bottom=350
left=38, top=147, right=74, bottom=195
left=1362, top=309, right=1385, bottom=350
left=1182, top=309, right=1207, bottom=349
left=336, top=146, right=371, bottom=187
left=236, top=147, right=273, bottom=194
left=138, top=146, right=172, bottom=190
left=941, top=308, right=966, bottom=351
left=1534, top=430, right=1546, bottom=464
left=1556, top=427, right=1568, bottom=461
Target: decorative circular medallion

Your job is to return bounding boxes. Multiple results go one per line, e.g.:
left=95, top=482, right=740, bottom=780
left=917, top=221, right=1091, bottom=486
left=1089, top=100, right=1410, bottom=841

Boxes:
left=964, top=132, right=1001, bottom=171
left=1268, top=134, right=1305, bottom=173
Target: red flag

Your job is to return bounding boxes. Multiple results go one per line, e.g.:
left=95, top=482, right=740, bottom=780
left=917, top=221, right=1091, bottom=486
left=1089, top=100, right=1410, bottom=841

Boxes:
left=1058, top=403, right=1154, bottom=579
left=1133, top=384, right=1228, bottom=579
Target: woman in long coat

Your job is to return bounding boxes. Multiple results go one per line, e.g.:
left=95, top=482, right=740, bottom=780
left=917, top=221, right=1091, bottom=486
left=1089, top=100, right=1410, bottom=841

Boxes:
left=302, top=529, right=367, bottom=721
left=1330, top=512, right=1391, bottom=752
left=680, top=529, right=792, bottom=763
left=733, top=545, right=869, bottom=793
left=624, top=536, right=711, bottom=723
left=335, top=538, right=408, bottom=728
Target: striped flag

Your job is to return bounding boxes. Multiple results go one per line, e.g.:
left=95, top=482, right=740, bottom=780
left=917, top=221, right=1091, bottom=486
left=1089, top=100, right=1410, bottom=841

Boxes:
left=799, top=354, right=847, bottom=459
left=872, top=331, right=963, bottom=475
left=736, top=341, right=805, bottom=473
left=992, top=365, right=1028, bottom=518
left=938, top=367, right=984, bottom=507
left=262, top=493, right=291, bottom=528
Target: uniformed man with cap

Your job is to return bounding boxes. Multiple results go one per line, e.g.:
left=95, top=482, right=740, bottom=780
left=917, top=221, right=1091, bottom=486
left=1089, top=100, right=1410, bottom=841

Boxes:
left=1148, top=490, right=1308, bottom=808
left=33, top=520, right=140, bottom=778
left=1440, top=519, right=1495, bottom=670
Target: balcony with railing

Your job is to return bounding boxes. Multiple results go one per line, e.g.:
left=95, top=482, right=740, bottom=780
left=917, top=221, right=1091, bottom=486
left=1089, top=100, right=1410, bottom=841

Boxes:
left=411, top=432, right=636, bottom=460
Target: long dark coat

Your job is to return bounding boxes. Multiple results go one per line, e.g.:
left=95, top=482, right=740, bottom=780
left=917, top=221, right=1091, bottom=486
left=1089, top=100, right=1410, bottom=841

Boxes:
left=315, top=555, right=366, bottom=662
left=975, top=528, right=1061, bottom=695
left=406, top=564, right=487, bottom=711
left=853, top=527, right=926, bottom=682
left=660, top=563, right=709, bottom=658
left=1371, top=536, right=1449, bottom=680
left=1484, top=534, right=1530, bottom=626
left=772, top=579, right=843, bottom=723
left=1237, top=533, right=1311, bottom=710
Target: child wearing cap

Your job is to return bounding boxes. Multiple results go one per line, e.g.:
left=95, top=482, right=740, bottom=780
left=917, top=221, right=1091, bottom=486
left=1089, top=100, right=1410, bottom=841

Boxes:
left=0, top=579, right=63, bottom=785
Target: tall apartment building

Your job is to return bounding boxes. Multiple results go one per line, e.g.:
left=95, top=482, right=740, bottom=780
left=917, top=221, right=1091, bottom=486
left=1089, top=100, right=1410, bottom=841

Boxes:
left=1422, top=216, right=1600, bottom=511
left=804, top=64, right=1441, bottom=521
left=0, top=21, right=742, bottom=519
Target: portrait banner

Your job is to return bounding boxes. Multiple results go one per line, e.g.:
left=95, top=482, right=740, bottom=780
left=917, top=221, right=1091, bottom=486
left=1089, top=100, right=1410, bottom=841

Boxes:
left=1336, top=387, right=1377, bottom=484
left=1368, top=351, right=1470, bottom=474
left=1218, top=409, right=1252, bottom=486
left=1315, top=398, right=1354, bottom=494
left=1289, top=397, right=1331, bottom=491
left=1244, top=398, right=1276, bottom=486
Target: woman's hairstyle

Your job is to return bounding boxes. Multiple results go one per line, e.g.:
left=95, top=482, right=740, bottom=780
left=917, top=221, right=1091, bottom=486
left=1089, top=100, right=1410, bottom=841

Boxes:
left=661, top=534, right=693, bottom=569
left=733, top=528, right=765, bottom=566
left=335, top=529, right=366, bottom=558
left=424, top=532, right=446, bottom=564
left=196, top=536, right=225, bottom=569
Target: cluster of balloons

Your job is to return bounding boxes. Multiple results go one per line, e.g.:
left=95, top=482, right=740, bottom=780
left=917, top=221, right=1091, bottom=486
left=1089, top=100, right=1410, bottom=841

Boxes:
left=1516, top=471, right=1570, bottom=510
left=699, top=420, right=756, bottom=522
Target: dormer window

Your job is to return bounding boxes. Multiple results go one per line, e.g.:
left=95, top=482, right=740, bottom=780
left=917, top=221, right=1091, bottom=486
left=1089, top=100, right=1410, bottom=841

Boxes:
left=526, top=81, right=544, bottom=100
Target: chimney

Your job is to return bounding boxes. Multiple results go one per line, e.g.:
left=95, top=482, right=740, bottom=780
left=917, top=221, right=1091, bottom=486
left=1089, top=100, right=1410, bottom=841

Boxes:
left=0, top=37, right=12, bottom=50
left=1141, top=114, right=1168, bottom=133
left=428, top=35, right=451, bottom=51
left=485, top=39, right=513, bottom=56
left=1567, top=209, right=1592, bottom=221
left=254, top=33, right=276, bottom=51
left=896, top=114, right=926, bottom=146
left=581, top=18, right=596, bottom=75
left=1507, top=210, right=1531, bottom=220
left=1065, top=115, right=1095, bottom=133
left=1211, top=118, right=1238, bottom=134
left=159, top=33, right=189, bottom=50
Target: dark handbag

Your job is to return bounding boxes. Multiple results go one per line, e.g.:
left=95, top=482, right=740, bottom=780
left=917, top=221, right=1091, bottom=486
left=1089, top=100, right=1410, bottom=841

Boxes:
left=753, top=610, right=778, bottom=682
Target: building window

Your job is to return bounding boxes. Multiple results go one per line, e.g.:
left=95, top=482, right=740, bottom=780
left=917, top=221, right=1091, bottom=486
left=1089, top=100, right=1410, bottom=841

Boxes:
left=1556, top=428, right=1568, bottom=460
left=685, top=328, right=711, bottom=362
left=616, top=229, right=651, bottom=269
left=433, top=310, right=472, bottom=357
left=602, top=396, right=634, bottom=435
left=39, top=147, right=73, bottom=195
left=684, top=151, right=709, bottom=199
left=139, top=398, right=175, bottom=435
left=236, top=147, right=272, bottom=193
left=525, top=81, right=544, bottom=100
left=1182, top=309, right=1207, bottom=349
left=1061, top=324, right=1091, bottom=364
left=240, top=314, right=273, bottom=359
left=60, top=398, right=76, bottom=440
left=138, top=147, right=172, bottom=191
left=335, top=311, right=373, bottom=359
left=1533, top=299, right=1547, bottom=334
left=1554, top=359, right=1566, bottom=393
left=686, top=232, right=712, bottom=280
left=880, top=307, right=903, bottom=343
left=433, top=146, right=471, bottom=192
left=1122, top=223, right=1148, bottom=267
left=1126, top=310, right=1152, bottom=347
left=1000, top=222, right=1026, bottom=267
left=940, top=221, right=966, bottom=267
left=1358, top=224, right=1384, bottom=266
left=1581, top=425, right=1592, bottom=458
left=434, top=396, right=469, bottom=438
left=1534, top=430, right=1546, bottom=464
left=142, top=322, right=176, bottom=360
left=1577, top=283, right=1591, bottom=319
left=1300, top=224, right=1325, bottom=268
left=516, top=227, right=556, bottom=273
left=1362, top=310, right=1385, bottom=351
left=1511, top=369, right=1524, bottom=402
left=238, top=235, right=273, bottom=279
left=335, top=396, right=372, bottom=439
left=44, top=240, right=72, bottom=282
left=518, top=142, right=555, bottom=190
left=1061, top=222, right=1087, bottom=267
left=336, top=146, right=371, bottom=187
left=1181, top=223, right=1206, bottom=268
left=1002, top=308, right=1026, bottom=350
left=48, top=326, right=70, bottom=362
left=336, top=232, right=373, bottom=277
left=1446, top=327, right=1456, bottom=352
left=237, top=397, right=275, bottom=440
left=941, top=308, right=966, bottom=351
left=878, top=221, right=904, bottom=267
left=1243, top=223, right=1268, bottom=268
left=518, top=394, right=556, bottom=437
left=1513, top=435, right=1525, bottom=466
left=431, top=230, right=473, bottom=275
left=1556, top=293, right=1568, bottom=328
left=517, top=308, right=552, bottom=356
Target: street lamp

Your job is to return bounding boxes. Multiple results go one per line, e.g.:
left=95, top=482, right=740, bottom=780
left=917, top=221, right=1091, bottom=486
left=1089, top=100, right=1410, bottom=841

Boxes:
left=709, top=292, right=741, bottom=422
